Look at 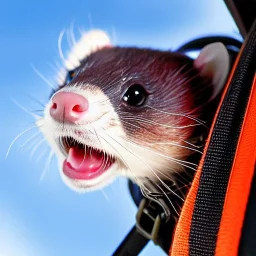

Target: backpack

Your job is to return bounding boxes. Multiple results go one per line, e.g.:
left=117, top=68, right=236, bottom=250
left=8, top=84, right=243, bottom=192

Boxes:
left=112, top=2, right=256, bottom=255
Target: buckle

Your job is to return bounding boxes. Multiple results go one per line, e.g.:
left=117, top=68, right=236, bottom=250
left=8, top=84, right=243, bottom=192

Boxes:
left=136, top=198, right=166, bottom=245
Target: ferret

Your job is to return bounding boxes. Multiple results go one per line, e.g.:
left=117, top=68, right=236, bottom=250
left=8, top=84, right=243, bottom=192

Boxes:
left=37, top=30, right=230, bottom=203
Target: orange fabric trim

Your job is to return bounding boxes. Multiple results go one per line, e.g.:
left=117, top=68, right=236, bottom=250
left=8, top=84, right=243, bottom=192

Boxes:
left=215, top=75, right=256, bottom=256
left=170, top=47, right=244, bottom=256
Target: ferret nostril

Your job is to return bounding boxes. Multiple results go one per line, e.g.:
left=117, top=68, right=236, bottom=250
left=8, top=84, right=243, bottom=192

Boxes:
left=72, top=104, right=86, bottom=113
left=72, top=105, right=86, bottom=112
left=52, top=103, right=57, bottom=109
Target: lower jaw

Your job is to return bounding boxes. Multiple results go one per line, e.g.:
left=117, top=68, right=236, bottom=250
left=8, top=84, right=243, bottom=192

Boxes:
left=61, top=165, right=117, bottom=192
left=62, top=160, right=114, bottom=180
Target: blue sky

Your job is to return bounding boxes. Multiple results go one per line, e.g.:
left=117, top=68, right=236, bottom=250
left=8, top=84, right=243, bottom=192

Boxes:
left=0, top=1, right=239, bottom=255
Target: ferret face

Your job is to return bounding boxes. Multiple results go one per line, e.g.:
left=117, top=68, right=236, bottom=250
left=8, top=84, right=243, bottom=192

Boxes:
left=37, top=30, right=230, bottom=193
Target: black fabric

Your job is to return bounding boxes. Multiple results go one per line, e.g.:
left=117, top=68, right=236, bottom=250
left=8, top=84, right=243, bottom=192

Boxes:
left=176, top=36, right=242, bottom=53
left=189, top=20, right=256, bottom=256
left=238, top=166, right=256, bottom=256
left=128, top=180, right=144, bottom=207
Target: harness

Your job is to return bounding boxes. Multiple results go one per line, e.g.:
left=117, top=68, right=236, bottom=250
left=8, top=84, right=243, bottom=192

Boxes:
left=112, top=2, right=256, bottom=255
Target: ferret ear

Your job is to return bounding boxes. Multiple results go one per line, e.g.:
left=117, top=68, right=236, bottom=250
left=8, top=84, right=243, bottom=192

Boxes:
left=194, top=42, right=230, bottom=100
left=65, top=29, right=112, bottom=70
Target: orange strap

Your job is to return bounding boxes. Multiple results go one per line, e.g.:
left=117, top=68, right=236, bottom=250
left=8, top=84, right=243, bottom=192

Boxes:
left=215, top=74, right=256, bottom=256
left=169, top=46, right=244, bottom=256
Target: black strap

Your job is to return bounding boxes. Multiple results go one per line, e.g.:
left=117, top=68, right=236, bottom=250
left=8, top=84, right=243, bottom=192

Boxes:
left=238, top=166, right=256, bottom=256
left=112, top=225, right=149, bottom=256
left=224, top=0, right=256, bottom=37
left=176, top=36, right=242, bottom=53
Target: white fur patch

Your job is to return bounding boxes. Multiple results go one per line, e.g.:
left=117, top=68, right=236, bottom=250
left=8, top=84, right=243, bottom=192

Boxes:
left=57, top=30, right=111, bottom=86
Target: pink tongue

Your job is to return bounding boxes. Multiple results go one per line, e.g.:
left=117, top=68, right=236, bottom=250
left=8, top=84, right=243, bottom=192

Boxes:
left=67, top=147, right=104, bottom=173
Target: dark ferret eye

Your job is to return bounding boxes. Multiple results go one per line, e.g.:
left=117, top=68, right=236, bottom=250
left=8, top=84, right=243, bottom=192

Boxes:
left=65, top=69, right=76, bottom=84
left=122, top=84, right=148, bottom=107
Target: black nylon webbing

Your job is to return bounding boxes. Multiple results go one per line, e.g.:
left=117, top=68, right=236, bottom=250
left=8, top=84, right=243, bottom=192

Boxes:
left=239, top=166, right=256, bottom=256
left=112, top=226, right=149, bottom=256
left=189, top=20, right=256, bottom=256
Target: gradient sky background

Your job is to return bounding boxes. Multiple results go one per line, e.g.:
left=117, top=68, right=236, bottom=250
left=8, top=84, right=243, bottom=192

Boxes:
left=0, top=1, right=240, bottom=255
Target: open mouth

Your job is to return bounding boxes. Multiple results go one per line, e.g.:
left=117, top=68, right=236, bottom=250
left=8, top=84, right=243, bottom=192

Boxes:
left=60, top=136, right=115, bottom=180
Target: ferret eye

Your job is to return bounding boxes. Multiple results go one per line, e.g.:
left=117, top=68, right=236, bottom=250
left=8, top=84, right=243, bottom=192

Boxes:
left=65, top=70, right=76, bottom=84
left=123, top=84, right=147, bottom=107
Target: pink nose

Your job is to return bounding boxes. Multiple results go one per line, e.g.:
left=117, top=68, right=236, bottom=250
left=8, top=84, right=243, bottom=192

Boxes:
left=50, top=92, right=89, bottom=123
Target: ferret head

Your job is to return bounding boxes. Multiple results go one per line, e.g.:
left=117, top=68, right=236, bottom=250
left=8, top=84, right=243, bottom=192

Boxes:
left=37, top=30, right=230, bottom=193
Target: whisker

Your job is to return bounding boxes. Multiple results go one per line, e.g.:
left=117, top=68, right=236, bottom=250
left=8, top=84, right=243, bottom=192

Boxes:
left=122, top=136, right=197, bottom=170
left=141, top=180, right=183, bottom=216
left=40, top=150, right=54, bottom=182
left=54, top=59, right=65, bottom=71
left=91, top=126, right=103, bottom=151
left=70, top=21, right=77, bottom=46
left=91, top=97, right=112, bottom=106
left=47, top=62, right=59, bottom=74
left=184, top=140, right=203, bottom=149
left=27, top=95, right=46, bottom=108
left=6, top=125, right=40, bottom=159
left=87, top=13, right=94, bottom=29
left=31, top=110, right=44, bottom=113
left=18, top=131, right=41, bottom=151
left=101, top=188, right=110, bottom=201
left=77, top=144, right=87, bottom=169
left=140, top=184, right=152, bottom=196
left=36, top=148, right=48, bottom=163
left=31, top=64, right=56, bottom=90
left=11, top=98, right=41, bottom=120
left=122, top=116, right=201, bottom=129
left=121, top=120, right=141, bottom=129
left=145, top=105, right=205, bottom=125
left=66, top=27, right=74, bottom=50
left=30, top=138, right=46, bottom=159
left=86, top=129, right=107, bottom=170
left=110, top=26, right=117, bottom=45
left=58, top=29, right=66, bottom=62
left=148, top=141, right=203, bottom=154
left=152, top=167, right=180, bottom=183
left=154, top=183, right=180, bottom=216
left=23, top=136, right=42, bottom=153
left=90, top=126, right=110, bottom=170
left=96, top=133, right=138, bottom=179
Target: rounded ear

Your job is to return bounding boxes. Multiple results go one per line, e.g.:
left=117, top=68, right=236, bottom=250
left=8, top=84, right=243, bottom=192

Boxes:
left=65, top=29, right=112, bottom=70
left=194, top=42, right=230, bottom=100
